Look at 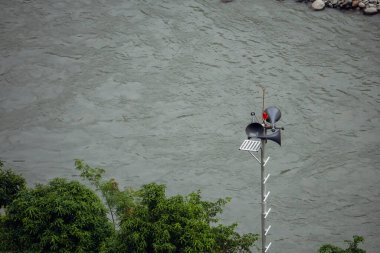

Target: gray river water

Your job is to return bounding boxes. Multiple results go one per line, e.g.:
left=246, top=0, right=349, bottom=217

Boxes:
left=1, top=0, right=379, bottom=252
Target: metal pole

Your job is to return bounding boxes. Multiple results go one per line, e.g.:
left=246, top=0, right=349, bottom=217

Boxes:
left=261, top=139, right=266, bottom=253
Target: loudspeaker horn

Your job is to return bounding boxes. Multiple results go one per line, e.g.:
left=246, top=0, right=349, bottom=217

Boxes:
left=245, top=122, right=264, bottom=139
left=264, top=106, right=281, bottom=128
left=259, top=129, right=281, bottom=146
left=245, top=122, right=281, bottom=146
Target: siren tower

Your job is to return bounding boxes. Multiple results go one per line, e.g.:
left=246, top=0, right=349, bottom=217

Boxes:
left=239, top=89, right=284, bottom=253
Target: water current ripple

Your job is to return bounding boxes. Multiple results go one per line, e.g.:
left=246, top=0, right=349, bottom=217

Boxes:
left=0, top=0, right=379, bottom=252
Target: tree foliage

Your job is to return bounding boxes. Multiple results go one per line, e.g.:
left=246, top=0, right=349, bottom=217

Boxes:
left=1, top=161, right=258, bottom=252
left=74, top=159, right=135, bottom=228
left=0, top=178, right=112, bottom=253
left=75, top=160, right=258, bottom=253
left=319, top=235, right=366, bottom=253
left=0, top=161, right=26, bottom=208
left=1, top=160, right=370, bottom=253
left=108, top=183, right=258, bottom=253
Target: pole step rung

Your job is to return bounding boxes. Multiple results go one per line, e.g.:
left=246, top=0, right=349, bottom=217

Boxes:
left=265, top=225, right=271, bottom=235
left=264, top=173, right=270, bottom=184
left=264, top=156, right=270, bottom=166
left=264, top=208, right=271, bottom=219
left=265, top=242, right=272, bottom=252
left=264, top=191, right=270, bottom=202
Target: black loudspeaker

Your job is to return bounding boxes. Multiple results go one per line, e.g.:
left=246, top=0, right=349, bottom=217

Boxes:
left=245, top=122, right=281, bottom=146
left=245, top=122, right=264, bottom=139
left=264, top=106, right=281, bottom=129
left=264, top=129, right=281, bottom=146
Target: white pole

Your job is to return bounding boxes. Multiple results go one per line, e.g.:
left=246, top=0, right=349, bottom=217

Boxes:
left=261, top=138, right=266, bottom=253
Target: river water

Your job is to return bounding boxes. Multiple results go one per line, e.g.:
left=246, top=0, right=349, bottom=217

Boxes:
left=1, top=0, right=379, bottom=252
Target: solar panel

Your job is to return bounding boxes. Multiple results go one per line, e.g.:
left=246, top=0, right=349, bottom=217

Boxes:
left=239, top=139, right=261, bottom=152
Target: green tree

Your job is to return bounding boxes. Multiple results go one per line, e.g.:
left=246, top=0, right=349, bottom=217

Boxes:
left=1, top=178, right=112, bottom=253
left=0, top=161, right=26, bottom=208
left=319, top=235, right=366, bottom=253
left=112, top=183, right=258, bottom=253
left=75, top=161, right=258, bottom=253
left=74, top=159, right=134, bottom=229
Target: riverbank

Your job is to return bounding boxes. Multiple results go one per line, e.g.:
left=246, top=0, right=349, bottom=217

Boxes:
left=309, top=0, right=380, bottom=14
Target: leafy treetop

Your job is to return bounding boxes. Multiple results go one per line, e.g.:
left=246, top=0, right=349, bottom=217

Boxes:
left=319, top=235, right=366, bottom=253
left=1, top=178, right=112, bottom=253
left=75, top=160, right=258, bottom=253
left=0, top=161, right=26, bottom=208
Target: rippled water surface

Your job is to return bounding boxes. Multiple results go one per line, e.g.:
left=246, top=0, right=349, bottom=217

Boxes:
left=1, top=0, right=379, bottom=252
